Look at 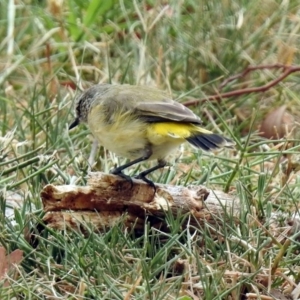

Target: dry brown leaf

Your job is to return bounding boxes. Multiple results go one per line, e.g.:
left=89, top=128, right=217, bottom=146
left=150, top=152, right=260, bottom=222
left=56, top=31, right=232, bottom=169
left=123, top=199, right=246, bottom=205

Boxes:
left=260, top=105, right=294, bottom=139
left=0, top=247, right=23, bottom=287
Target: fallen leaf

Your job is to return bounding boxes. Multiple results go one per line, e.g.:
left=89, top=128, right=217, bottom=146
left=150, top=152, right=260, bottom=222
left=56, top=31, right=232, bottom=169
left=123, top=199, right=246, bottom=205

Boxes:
left=0, top=247, right=23, bottom=287
left=260, top=105, right=294, bottom=139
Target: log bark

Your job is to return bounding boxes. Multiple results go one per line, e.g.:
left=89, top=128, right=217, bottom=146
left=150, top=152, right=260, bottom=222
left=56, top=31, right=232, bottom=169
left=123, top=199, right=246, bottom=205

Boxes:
left=41, top=172, right=239, bottom=232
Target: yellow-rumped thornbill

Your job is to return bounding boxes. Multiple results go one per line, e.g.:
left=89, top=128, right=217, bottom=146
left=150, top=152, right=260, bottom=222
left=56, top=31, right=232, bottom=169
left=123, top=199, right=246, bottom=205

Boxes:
left=69, top=84, right=235, bottom=188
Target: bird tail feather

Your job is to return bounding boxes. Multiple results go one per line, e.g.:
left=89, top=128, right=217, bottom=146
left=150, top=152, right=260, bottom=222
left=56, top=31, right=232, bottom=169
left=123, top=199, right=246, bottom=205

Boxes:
left=186, top=133, right=235, bottom=151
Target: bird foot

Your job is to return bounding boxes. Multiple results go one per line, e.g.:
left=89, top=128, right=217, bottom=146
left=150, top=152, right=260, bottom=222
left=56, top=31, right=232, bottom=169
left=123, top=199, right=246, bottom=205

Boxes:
left=134, top=173, right=157, bottom=193
left=110, top=169, right=133, bottom=188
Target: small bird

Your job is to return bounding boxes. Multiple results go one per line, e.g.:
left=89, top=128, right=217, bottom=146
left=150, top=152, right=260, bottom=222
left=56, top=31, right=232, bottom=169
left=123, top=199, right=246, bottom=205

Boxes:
left=69, top=83, right=235, bottom=188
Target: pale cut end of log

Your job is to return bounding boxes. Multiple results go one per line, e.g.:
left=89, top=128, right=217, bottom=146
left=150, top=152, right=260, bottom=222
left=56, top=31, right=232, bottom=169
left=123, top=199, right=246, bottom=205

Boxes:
left=41, top=172, right=239, bottom=232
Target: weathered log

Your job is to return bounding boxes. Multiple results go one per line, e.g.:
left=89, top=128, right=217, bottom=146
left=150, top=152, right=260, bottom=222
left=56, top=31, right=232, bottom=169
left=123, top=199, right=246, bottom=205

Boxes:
left=41, top=172, right=239, bottom=232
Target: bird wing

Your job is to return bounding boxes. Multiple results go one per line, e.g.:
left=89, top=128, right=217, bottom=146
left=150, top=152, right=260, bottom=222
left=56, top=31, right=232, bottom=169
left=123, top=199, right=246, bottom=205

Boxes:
left=136, top=99, right=202, bottom=124
left=102, top=84, right=202, bottom=124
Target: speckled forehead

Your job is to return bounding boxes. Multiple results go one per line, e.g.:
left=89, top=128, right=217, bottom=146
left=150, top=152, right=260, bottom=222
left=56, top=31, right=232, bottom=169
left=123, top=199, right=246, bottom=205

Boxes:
left=74, top=94, right=83, bottom=114
left=74, top=84, right=113, bottom=118
left=73, top=93, right=88, bottom=121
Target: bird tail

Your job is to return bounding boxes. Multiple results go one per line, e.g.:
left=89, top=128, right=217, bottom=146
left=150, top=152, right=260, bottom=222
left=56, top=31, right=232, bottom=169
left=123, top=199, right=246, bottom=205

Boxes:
left=186, top=132, right=235, bottom=151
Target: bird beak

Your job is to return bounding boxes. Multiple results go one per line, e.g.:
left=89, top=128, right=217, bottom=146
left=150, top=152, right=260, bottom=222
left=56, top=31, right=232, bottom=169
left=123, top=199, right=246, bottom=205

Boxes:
left=69, top=118, right=80, bottom=130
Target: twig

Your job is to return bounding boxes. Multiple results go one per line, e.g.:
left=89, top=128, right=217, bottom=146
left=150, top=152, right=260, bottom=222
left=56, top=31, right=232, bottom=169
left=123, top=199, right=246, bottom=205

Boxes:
left=183, top=64, right=300, bottom=107
left=219, top=63, right=289, bottom=89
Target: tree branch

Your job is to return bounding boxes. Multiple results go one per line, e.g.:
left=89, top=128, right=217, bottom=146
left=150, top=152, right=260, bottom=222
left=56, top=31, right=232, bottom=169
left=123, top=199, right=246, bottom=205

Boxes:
left=183, top=64, right=300, bottom=107
left=41, top=172, right=239, bottom=232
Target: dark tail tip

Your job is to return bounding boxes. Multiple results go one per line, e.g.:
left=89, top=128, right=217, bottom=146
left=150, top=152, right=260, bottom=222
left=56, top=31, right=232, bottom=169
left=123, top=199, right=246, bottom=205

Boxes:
left=186, top=133, right=235, bottom=151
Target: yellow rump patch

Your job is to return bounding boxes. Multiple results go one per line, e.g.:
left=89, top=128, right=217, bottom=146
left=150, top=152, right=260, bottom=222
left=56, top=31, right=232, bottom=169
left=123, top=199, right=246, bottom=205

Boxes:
left=147, top=122, right=212, bottom=145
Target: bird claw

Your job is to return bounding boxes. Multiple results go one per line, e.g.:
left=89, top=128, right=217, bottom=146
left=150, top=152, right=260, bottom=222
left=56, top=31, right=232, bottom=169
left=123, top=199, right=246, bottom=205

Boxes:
left=134, top=173, right=157, bottom=193
left=110, top=169, right=157, bottom=194
left=110, top=169, right=133, bottom=188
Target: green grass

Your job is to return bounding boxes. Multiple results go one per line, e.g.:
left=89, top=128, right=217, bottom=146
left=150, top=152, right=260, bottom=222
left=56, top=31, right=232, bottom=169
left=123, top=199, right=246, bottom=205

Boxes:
left=1, top=0, right=300, bottom=299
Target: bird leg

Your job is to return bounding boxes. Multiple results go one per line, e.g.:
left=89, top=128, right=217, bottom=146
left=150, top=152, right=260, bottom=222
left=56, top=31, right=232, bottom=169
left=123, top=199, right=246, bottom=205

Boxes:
left=134, top=159, right=167, bottom=190
left=109, top=150, right=152, bottom=186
